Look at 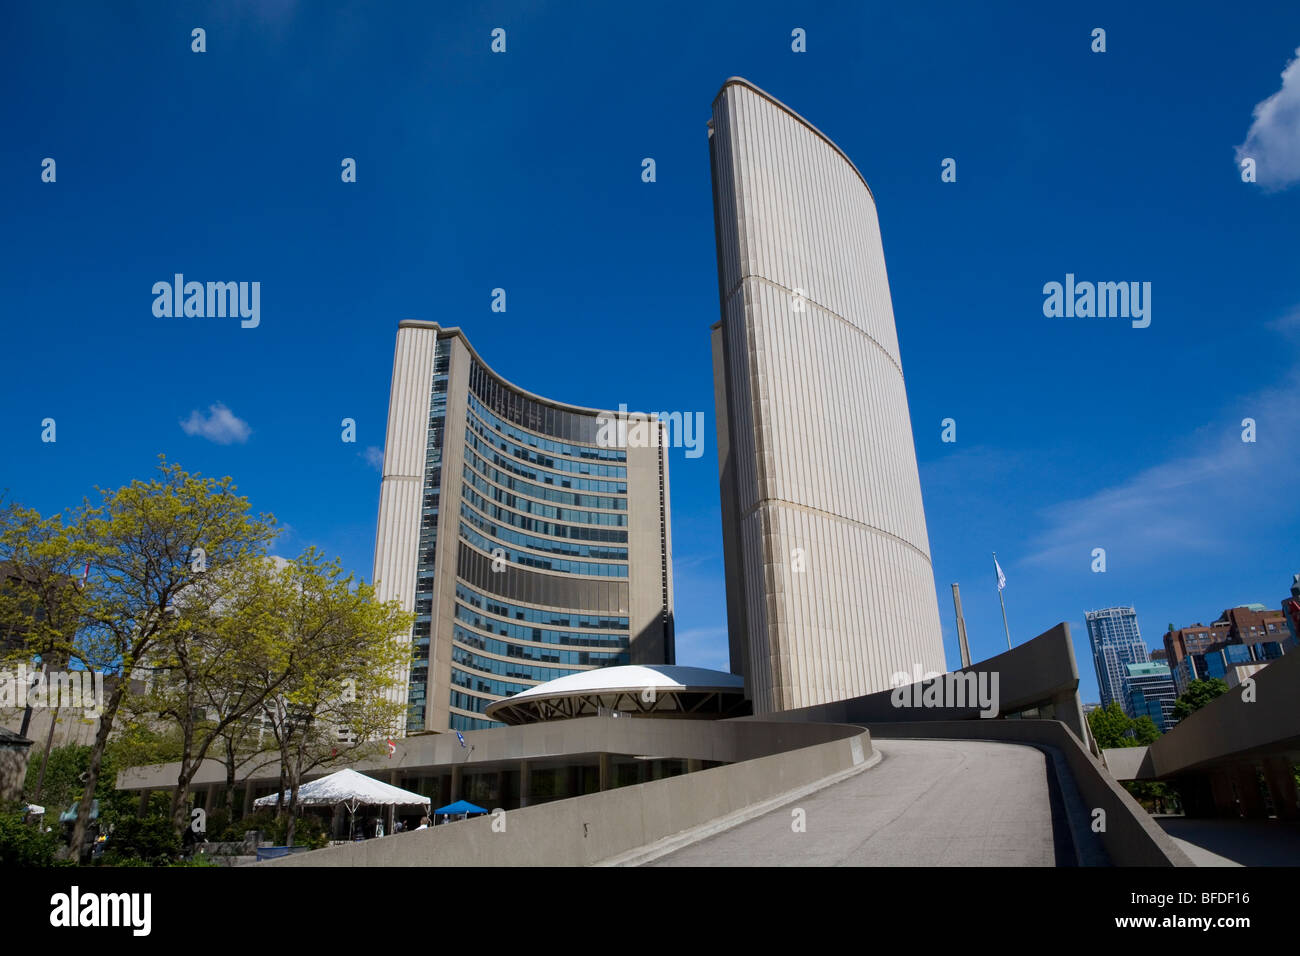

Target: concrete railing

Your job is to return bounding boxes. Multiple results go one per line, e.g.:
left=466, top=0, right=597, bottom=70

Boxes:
left=261, top=722, right=872, bottom=867
left=868, top=720, right=1193, bottom=866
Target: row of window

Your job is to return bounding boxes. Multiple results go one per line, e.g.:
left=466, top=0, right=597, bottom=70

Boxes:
left=460, top=523, right=629, bottom=578
left=451, top=669, right=532, bottom=702
left=460, top=501, right=629, bottom=561
left=464, top=445, right=627, bottom=512
left=450, top=712, right=499, bottom=731
left=460, top=485, right=628, bottom=543
left=410, top=343, right=451, bottom=731
left=454, top=604, right=629, bottom=650
left=465, top=406, right=627, bottom=478
left=452, top=631, right=626, bottom=676
left=466, top=390, right=625, bottom=462
left=464, top=424, right=627, bottom=492
left=462, top=465, right=628, bottom=527
left=450, top=688, right=501, bottom=715
left=454, top=582, right=629, bottom=631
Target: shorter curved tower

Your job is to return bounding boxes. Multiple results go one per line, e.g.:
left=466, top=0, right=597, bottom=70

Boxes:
left=709, top=78, right=945, bottom=714
left=373, top=322, right=675, bottom=733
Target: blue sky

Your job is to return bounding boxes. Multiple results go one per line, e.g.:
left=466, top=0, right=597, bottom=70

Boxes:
left=3, top=1, right=1299, bottom=705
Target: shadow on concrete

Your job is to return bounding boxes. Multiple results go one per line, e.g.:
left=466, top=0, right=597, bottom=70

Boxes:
left=1156, top=817, right=1300, bottom=866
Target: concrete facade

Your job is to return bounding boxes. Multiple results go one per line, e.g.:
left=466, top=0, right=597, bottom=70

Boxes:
left=709, top=77, right=944, bottom=715
left=373, top=322, right=674, bottom=733
left=1103, top=647, right=1300, bottom=821
left=258, top=721, right=870, bottom=867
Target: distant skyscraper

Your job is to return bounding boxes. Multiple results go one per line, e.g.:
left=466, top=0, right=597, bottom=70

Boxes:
left=709, top=78, right=945, bottom=714
left=372, top=322, right=674, bottom=733
left=1121, top=661, right=1177, bottom=733
left=1085, top=606, right=1149, bottom=710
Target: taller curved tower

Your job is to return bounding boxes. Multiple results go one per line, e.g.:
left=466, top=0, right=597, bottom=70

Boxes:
left=709, top=78, right=945, bottom=714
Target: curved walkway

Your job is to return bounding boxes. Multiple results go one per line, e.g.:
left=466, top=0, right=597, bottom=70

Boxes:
left=651, top=738, right=1066, bottom=866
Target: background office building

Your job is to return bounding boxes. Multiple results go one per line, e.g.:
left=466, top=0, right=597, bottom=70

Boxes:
left=1163, top=603, right=1292, bottom=696
left=1120, top=661, right=1177, bottom=733
left=372, top=322, right=675, bottom=733
left=1085, top=606, right=1149, bottom=710
left=709, top=77, right=945, bottom=714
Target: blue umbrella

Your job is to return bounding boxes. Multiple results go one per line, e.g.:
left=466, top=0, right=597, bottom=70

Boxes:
left=59, top=800, right=99, bottom=823
left=433, top=799, right=487, bottom=816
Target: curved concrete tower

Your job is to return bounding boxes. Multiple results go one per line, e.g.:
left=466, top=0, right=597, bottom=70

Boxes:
left=709, top=78, right=945, bottom=714
left=373, top=322, right=674, bottom=733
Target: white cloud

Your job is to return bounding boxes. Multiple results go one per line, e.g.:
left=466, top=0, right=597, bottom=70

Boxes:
left=1236, top=47, right=1300, bottom=189
left=1023, top=363, right=1300, bottom=570
left=179, top=403, right=252, bottom=445
left=362, top=446, right=384, bottom=470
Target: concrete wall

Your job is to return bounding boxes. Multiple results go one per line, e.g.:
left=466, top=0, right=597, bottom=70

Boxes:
left=0, top=738, right=33, bottom=803
left=869, top=720, right=1193, bottom=867
left=746, top=622, right=1087, bottom=743
left=1102, top=652, right=1300, bottom=819
left=261, top=722, right=870, bottom=867
left=117, top=715, right=864, bottom=793
left=1141, top=648, right=1300, bottom=778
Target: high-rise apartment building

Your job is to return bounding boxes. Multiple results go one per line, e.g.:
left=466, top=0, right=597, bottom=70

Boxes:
left=372, top=322, right=674, bottom=733
left=1084, top=606, right=1149, bottom=710
left=709, top=78, right=945, bottom=714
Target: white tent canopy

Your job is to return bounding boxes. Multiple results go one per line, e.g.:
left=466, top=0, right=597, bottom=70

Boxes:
left=254, top=768, right=429, bottom=812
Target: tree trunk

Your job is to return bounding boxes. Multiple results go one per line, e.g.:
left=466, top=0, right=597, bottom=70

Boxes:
left=67, top=679, right=127, bottom=860
left=285, top=729, right=308, bottom=847
left=224, top=737, right=238, bottom=817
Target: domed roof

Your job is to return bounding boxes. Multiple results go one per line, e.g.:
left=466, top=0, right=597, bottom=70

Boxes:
left=484, top=665, right=747, bottom=725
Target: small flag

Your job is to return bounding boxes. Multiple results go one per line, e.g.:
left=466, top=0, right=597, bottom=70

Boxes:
left=81, top=562, right=90, bottom=584
left=994, top=556, right=1007, bottom=592
left=386, top=738, right=396, bottom=758
left=455, top=731, right=467, bottom=749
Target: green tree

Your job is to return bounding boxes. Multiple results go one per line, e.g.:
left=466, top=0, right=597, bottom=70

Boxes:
left=255, top=548, right=409, bottom=846
left=132, top=554, right=302, bottom=837
left=1131, top=715, right=1161, bottom=746
left=22, top=743, right=137, bottom=829
left=0, top=498, right=88, bottom=668
left=61, top=459, right=275, bottom=857
left=1088, top=702, right=1163, bottom=748
left=1172, top=678, right=1229, bottom=721
left=0, top=498, right=93, bottom=803
left=1087, top=702, right=1136, bottom=749
left=0, top=802, right=66, bottom=867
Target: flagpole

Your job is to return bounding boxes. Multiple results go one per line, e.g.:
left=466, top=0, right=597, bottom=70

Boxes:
left=993, top=552, right=1012, bottom=650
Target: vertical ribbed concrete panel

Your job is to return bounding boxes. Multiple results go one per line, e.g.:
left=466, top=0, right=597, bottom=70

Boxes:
left=709, top=78, right=945, bottom=714
left=372, top=323, right=439, bottom=713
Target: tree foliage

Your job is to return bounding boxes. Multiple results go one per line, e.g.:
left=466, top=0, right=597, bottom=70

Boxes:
left=1172, top=678, right=1230, bottom=721
left=1088, top=701, right=1162, bottom=749
left=3, top=461, right=414, bottom=859
left=253, top=548, right=410, bottom=846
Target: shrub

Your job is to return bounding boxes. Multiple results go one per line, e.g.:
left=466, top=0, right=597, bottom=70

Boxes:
left=103, top=815, right=181, bottom=865
left=0, top=807, right=64, bottom=867
left=224, top=808, right=329, bottom=847
left=202, top=808, right=230, bottom=843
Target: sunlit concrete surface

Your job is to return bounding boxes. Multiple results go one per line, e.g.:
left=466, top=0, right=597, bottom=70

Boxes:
left=1156, top=818, right=1300, bottom=866
left=650, top=738, right=1066, bottom=866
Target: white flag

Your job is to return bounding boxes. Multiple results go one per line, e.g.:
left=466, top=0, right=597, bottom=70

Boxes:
left=994, top=557, right=1006, bottom=591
